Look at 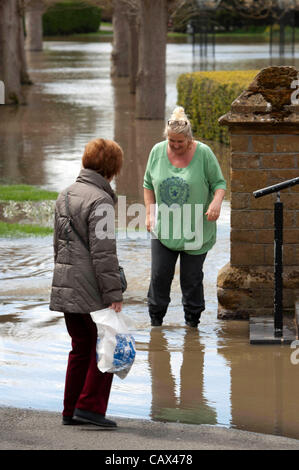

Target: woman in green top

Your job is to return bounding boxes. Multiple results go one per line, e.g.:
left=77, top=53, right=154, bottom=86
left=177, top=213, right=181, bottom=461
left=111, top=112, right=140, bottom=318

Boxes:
left=143, top=106, right=226, bottom=327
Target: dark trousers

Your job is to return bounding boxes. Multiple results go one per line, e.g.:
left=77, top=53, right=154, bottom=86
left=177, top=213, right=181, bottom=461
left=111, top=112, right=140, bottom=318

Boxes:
left=63, top=313, right=113, bottom=417
left=148, top=239, right=207, bottom=323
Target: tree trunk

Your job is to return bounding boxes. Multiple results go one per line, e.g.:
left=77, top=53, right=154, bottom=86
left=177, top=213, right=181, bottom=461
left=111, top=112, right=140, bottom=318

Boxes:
left=25, top=1, right=44, bottom=51
left=127, top=14, right=139, bottom=94
left=0, top=0, right=22, bottom=104
left=136, top=0, right=167, bottom=119
left=111, top=0, right=129, bottom=77
left=19, top=12, right=31, bottom=84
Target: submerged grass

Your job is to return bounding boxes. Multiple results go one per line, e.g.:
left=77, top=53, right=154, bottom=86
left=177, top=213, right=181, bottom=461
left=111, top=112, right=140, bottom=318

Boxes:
left=0, top=184, right=58, bottom=202
left=0, top=184, right=57, bottom=237
left=0, top=221, right=53, bottom=238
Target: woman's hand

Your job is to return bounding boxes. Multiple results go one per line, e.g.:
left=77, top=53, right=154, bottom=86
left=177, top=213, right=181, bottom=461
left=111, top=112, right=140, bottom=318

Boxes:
left=145, top=213, right=155, bottom=232
left=110, top=302, right=122, bottom=313
left=144, top=188, right=156, bottom=232
left=205, top=200, right=222, bottom=221
left=205, top=189, right=225, bottom=221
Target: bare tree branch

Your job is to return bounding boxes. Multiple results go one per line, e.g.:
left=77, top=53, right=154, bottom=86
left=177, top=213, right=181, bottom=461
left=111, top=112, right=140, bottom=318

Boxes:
left=219, top=0, right=297, bottom=21
left=168, top=0, right=223, bottom=30
left=22, top=0, right=110, bottom=14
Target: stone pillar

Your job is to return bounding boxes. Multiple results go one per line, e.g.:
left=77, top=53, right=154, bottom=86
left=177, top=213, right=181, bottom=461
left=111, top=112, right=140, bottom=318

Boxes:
left=217, top=66, right=299, bottom=319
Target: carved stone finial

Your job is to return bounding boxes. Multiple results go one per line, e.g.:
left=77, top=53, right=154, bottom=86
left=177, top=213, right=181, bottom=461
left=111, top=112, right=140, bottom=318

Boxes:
left=247, top=66, right=298, bottom=111
left=219, top=66, right=299, bottom=126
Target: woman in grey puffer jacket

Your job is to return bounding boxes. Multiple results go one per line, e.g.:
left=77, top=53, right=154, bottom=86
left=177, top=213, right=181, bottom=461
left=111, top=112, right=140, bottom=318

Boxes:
left=50, top=138, right=124, bottom=428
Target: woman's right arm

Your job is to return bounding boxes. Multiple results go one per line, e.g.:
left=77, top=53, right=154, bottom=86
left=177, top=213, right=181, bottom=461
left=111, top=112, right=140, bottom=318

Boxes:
left=144, top=188, right=156, bottom=232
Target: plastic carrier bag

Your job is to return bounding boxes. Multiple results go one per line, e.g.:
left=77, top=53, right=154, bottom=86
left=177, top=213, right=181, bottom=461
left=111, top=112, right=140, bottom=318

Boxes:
left=91, top=308, right=136, bottom=379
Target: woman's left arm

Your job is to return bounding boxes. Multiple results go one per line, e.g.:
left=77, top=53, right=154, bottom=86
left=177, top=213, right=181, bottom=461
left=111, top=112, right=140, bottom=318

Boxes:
left=204, top=146, right=226, bottom=222
left=88, top=196, right=123, bottom=306
left=205, top=188, right=225, bottom=221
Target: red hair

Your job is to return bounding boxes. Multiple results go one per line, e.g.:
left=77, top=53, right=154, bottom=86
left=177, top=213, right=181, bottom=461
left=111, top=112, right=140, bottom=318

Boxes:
left=82, top=138, right=123, bottom=180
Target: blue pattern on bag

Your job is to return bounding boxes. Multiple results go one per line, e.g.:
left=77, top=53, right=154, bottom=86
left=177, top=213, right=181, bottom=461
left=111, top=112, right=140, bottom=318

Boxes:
left=113, top=334, right=136, bottom=370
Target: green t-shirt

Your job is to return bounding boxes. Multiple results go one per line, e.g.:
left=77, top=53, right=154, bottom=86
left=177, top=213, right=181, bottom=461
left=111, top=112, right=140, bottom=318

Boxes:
left=143, top=140, right=226, bottom=254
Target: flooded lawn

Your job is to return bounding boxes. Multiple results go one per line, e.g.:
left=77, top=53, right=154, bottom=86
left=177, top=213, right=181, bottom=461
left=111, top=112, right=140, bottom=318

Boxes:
left=0, top=37, right=299, bottom=440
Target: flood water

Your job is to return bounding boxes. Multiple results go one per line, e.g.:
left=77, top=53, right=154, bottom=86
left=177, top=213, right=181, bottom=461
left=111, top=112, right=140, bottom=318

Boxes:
left=1, top=36, right=299, bottom=440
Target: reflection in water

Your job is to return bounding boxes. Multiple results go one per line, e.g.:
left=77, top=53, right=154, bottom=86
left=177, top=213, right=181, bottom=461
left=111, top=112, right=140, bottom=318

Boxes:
left=113, top=76, right=165, bottom=203
left=218, top=321, right=299, bottom=439
left=149, top=328, right=217, bottom=425
left=1, top=38, right=297, bottom=193
left=1, top=203, right=299, bottom=439
left=1, top=38, right=299, bottom=440
left=0, top=42, right=115, bottom=189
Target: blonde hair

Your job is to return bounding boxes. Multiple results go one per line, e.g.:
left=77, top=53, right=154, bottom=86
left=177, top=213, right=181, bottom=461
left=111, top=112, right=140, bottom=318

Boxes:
left=164, top=106, right=193, bottom=140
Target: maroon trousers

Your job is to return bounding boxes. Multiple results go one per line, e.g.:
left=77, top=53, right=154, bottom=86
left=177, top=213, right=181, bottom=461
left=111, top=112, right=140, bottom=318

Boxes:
left=63, top=313, right=113, bottom=417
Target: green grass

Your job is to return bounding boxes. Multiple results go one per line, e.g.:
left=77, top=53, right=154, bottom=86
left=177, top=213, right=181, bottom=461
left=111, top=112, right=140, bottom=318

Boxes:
left=50, top=22, right=299, bottom=41
left=101, top=22, right=112, bottom=29
left=213, top=25, right=299, bottom=38
left=167, top=32, right=188, bottom=38
left=60, top=30, right=112, bottom=38
left=0, top=185, right=58, bottom=202
left=169, top=24, right=299, bottom=39
left=45, top=22, right=114, bottom=39
left=0, top=221, right=53, bottom=237
left=0, top=184, right=56, bottom=237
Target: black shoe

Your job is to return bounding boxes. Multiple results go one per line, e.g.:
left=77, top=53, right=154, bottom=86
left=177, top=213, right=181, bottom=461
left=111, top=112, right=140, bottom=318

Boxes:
left=185, top=320, right=199, bottom=328
left=184, top=310, right=202, bottom=328
left=151, top=318, right=163, bottom=326
left=62, top=416, right=84, bottom=425
left=73, top=408, right=117, bottom=428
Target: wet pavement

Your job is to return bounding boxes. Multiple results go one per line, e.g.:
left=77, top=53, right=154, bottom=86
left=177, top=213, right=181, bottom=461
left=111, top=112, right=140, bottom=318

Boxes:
left=1, top=406, right=299, bottom=450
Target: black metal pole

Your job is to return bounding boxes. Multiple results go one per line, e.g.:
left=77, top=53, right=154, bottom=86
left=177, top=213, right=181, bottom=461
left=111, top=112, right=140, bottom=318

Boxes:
left=212, top=25, right=216, bottom=70
left=253, top=177, right=298, bottom=341
left=269, top=23, right=273, bottom=58
left=274, top=192, right=283, bottom=337
left=291, top=17, right=295, bottom=57
left=253, top=177, right=299, bottom=199
left=192, top=26, right=195, bottom=55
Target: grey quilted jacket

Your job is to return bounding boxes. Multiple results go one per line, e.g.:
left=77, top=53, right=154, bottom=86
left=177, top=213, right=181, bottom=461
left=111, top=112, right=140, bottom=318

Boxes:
left=49, top=168, right=123, bottom=313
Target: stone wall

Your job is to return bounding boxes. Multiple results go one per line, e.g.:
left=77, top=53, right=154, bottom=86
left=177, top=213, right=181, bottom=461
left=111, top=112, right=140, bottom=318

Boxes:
left=217, top=66, right=299, bottom=319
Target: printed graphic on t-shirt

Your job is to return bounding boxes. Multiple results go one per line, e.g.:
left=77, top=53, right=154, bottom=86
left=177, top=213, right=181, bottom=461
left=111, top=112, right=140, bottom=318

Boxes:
left=159, top=176, right=190, bottom=207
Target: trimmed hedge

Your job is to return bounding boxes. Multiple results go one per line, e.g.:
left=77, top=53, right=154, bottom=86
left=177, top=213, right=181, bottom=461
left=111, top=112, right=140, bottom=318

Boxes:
left=177, top=70, right=258, bottom=144
left=43, top=1, right=101, bottom=36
